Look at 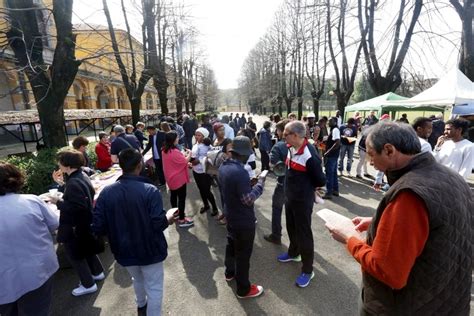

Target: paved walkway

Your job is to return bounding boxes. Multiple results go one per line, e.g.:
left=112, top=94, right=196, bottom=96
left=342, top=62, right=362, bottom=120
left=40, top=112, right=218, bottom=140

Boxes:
left=16, top=113, right=474, bottom=315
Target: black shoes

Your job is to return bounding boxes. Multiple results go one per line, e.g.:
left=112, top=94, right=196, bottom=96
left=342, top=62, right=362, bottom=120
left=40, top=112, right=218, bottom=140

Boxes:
left=264, top=234, right=282, bottom=244
left=200, top=206, right=210, bottom=214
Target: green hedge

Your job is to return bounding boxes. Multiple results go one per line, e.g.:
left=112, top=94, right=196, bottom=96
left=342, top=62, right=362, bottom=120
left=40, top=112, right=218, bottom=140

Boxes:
left=5, top=142, right=98, bottom=195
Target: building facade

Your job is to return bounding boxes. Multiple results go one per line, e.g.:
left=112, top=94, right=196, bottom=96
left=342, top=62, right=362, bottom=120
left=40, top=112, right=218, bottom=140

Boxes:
left=0, top=0, right=174, bottom=114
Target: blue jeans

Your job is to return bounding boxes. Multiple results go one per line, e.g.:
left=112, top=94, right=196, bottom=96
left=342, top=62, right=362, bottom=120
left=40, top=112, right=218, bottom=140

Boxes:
left=338, top=144, right=355, bottom=172
left=325, top=156, right=339, bottom=194
left=271, top=183, right=285, bottom=237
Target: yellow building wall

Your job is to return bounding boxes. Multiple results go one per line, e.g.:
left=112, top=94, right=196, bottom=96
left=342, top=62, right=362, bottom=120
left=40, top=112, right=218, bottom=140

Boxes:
left=0, top=0, right=161, bottom=112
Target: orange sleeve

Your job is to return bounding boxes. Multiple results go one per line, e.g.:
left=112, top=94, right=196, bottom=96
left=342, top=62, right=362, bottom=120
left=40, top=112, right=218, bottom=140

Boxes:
left=346, top=190, right=429, bottom=289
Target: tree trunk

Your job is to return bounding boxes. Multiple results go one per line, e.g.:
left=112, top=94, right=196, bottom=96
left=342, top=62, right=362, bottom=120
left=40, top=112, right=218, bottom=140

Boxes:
left=312, top=98, right=320, bottom=120
left=154, top=75, right=169, bottom=115
left=297, top=97, right=303, bottom=120
left=7, top=0, right=80, bottom=148
left=130, top=98, right=141, bottom=126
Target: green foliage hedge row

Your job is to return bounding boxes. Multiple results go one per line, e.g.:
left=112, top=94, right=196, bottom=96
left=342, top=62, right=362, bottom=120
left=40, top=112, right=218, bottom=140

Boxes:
left=5, top=142, right=98, bottom=195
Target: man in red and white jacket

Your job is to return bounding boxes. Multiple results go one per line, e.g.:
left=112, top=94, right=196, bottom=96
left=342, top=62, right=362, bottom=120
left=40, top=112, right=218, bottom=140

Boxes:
left=277, top=121, right=326, bottom=288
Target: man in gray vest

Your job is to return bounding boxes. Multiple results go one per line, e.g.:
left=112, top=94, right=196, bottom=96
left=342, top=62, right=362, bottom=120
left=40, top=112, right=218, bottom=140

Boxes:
left=325, top=122, right=472, bottom=315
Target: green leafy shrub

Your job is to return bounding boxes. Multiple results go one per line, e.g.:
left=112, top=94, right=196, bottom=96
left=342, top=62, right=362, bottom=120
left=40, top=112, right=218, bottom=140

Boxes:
left=6, top=148, right=59, bottom=195
left=86, top=142, right=98, bottom=168
left=5, top=142, right=98, bottom=195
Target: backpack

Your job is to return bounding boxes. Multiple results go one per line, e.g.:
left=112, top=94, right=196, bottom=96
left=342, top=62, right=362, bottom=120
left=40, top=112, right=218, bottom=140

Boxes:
left=204, top=149, right=227, bottom=176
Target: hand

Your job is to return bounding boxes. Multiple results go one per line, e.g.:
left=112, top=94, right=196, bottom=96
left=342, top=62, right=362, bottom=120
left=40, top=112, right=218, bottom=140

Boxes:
left=166, top=212, right=175, bottom=225
left=325, top=223, right=358, bottom=244
left=373, top=183, right=382, bottom=192
left=52, top=170, right=64, bottom=186
left=352, top=216, right=372, bottom=232
left=48, top=194, right=60, bottom=205
left=436, top=135, right=446, bottom=148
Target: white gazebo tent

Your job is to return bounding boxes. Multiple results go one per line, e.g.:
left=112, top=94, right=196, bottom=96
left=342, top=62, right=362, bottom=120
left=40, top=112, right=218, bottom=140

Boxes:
left=389, top=68, right=474, bottom=110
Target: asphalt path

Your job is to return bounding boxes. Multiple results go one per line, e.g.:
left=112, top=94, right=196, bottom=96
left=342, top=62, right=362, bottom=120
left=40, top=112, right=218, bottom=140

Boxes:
left=50, top=113, right=473, bottom=315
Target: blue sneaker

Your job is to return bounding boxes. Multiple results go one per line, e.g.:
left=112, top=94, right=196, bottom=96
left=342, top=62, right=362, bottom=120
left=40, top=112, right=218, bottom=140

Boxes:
left=295, top=272, right=315, bottom=288
left=277, top=253, right=302, bottom=263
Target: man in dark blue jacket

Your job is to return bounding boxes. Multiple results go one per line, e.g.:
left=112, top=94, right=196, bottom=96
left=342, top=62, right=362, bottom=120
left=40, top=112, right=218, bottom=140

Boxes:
left=219, top=136, right=267, bottom=299
left=92, top=149, right=172, bottom=315
left=278, top=121, right=326, bottom=288
left=264, top=119, right=289, bottom=244
left=110, top=125, right=141, bottom=163
left=142, top=126, right=167, bottom=186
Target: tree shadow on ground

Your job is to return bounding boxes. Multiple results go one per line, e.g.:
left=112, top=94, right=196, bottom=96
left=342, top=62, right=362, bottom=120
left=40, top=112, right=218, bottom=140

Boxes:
left=177, top=228, right=220, bottom=299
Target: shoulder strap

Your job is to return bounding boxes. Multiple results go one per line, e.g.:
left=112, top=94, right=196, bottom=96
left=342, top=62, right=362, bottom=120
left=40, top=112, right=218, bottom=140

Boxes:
left=117, top=136, right=134, bottom=149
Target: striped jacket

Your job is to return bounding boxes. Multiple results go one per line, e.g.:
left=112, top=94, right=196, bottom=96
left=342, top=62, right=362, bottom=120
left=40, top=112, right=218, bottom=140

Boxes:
left=285, top=139, right=326, bottom=202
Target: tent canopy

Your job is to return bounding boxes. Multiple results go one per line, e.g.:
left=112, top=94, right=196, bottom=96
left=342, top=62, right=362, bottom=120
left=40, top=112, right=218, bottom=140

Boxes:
left=344, top=92, right=407, bottom=113
left=345, top=68, right=474, bottom=114
left=390, top=68, right=474, bottom=107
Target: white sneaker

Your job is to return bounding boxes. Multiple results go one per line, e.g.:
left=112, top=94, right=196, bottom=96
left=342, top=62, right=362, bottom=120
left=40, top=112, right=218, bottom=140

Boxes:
left=72, top=283, right=97, bottom=296
left=92, top=272, right=105, bottom=281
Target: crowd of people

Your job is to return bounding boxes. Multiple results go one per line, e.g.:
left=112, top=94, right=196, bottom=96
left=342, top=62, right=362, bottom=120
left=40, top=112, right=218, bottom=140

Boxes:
left=0, top=109, right=473, bottom=316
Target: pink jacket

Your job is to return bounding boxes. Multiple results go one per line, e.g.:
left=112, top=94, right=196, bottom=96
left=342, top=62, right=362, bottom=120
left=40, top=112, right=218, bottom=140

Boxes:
left=161, top=148, right=190, bottom=190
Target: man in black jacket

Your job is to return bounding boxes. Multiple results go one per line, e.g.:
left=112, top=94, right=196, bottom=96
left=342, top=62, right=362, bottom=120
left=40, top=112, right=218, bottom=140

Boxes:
left=182, top=114, right=197, bottom=149
left=277, top=121, right=326, bottom=288
left=142, top=126, right=166, bottom=186
left=92, top=149, right=174, bottom=315
left=134, top=122, right=147, bottom=149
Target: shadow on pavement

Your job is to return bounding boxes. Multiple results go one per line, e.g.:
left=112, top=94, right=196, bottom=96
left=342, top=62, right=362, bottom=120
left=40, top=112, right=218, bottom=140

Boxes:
left=177, top=228, right=220, bottom=299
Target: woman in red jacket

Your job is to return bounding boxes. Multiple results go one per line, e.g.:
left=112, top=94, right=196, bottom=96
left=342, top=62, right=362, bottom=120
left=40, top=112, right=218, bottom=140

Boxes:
left=95, top=132, right=112, bottom=172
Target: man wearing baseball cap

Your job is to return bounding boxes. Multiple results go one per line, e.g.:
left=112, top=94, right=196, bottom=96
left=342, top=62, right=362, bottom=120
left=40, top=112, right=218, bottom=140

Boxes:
left=305, top=113, right=320, bottom=144
left=218, top=136, right=268, bottom=299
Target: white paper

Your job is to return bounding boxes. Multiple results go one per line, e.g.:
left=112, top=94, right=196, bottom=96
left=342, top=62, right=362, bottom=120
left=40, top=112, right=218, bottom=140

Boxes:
left=316, top=208, right=365, bottom=240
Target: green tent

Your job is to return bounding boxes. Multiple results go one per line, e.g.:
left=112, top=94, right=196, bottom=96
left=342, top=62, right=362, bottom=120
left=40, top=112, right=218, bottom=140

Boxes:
left=344, top=92, right=408, bottom=113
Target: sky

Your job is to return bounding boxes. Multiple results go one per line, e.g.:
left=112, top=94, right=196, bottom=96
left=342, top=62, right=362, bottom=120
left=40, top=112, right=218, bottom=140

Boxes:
left=72, top=0, right=461, bottom=90
left=72, top=0, right=283, bottom=89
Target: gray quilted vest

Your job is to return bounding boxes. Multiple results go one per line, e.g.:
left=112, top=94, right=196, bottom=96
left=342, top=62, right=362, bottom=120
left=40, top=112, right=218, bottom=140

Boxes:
left=361, top=152, right=473, bottom=316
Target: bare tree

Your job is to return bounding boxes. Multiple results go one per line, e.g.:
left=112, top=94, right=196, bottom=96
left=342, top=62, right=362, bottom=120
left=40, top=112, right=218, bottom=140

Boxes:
left=327, top=0, right=365, bottom=113
left=303, top=0, right=328, bottom=119
left=450, top=0, right=474, bottom=80
left=5, top=0, right=80, bottom=148
left=357, top=0, right=423, bottom=95
left=102, top=0, right=152, bottom=124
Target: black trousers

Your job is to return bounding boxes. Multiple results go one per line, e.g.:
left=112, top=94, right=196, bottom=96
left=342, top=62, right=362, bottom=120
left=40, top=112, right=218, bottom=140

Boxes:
left=271, top=183, right=285, bottom=237
left=170, top=184, right=187, bottom=220
left=259, top=149, right=270, bottom=171
left=153, top=159, right=166, bottom=185
left=193, top=171, right=217, bottom=210
left=224, top=227, right=256, bottom=296
left=285, top=199, right=314, bottom=274
left=0, top=276, right=53, bottom=316
left=64, top=243, right=104, bottom=288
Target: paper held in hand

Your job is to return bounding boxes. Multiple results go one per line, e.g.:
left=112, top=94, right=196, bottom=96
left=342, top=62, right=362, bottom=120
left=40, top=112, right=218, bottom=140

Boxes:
left=316, top=208, right=365, bottom=240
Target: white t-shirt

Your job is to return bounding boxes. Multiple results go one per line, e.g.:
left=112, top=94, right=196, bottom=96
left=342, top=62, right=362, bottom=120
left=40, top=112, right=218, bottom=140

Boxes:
left=434, top=139, right=474, bottom=179
left=331, top=127, right=341, bottom=140
left=191, top=143, right=210, bottom=174
left=419, top=137, right=432, bottom=154
left=245, top=153, right=256, bottom=178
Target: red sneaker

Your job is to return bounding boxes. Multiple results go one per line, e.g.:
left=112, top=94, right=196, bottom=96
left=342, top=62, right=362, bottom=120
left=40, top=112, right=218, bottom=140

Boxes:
left=237, top=284, right=264, bottom=299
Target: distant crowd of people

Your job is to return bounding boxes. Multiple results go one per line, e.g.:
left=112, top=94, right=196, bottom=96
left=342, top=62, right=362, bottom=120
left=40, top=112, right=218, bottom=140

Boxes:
left=1, top=109, right=473, bottom=316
